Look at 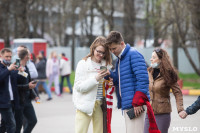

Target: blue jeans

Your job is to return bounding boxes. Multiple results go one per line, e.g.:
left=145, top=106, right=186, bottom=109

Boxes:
left=15, top=100, right=37, bottom=133
left=60, top=75, right=72, bottom=94
left=36, top=81, right=52, bottom=98
left=0, top=107, right=16, bottom=133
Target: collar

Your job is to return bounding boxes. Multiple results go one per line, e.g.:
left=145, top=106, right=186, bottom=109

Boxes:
left=118, top=46, right=126, bottom=59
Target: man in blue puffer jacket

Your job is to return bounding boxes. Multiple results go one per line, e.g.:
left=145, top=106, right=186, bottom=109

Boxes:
left=106, top=31, right=150, bottom=133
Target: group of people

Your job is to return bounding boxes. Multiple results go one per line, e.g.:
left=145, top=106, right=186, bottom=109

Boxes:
left=0, top=45, right=73, bottom=133
left=35, top=51, right=73, bottom=101
left=0, top=31, right=199, bottom=133
left=73, top=31, right=200, bottom=133
left=0, top=47, right=38, bottom=133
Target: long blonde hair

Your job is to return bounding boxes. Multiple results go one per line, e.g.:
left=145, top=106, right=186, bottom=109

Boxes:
left=83, top=36, right=112, bottom=65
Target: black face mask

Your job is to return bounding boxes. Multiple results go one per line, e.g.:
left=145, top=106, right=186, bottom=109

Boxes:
left=3, top=59, right=11, bottom=66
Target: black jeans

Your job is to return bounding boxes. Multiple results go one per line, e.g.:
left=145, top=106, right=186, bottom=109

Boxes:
left=0, top=107, right=16, bottom=133
left=15, top=100, right=37, bottom=133
left=60, top=75, right=72, bottom=94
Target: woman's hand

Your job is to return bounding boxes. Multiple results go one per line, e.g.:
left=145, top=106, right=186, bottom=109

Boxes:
left=96, top=70, right=109, bottom=81
left=179, top=110, right=188, bottom=119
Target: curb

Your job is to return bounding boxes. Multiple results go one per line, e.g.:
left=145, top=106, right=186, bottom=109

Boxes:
left=181, top=89, right=200, bottom=96
left=181, top=87, right=200, bottom=96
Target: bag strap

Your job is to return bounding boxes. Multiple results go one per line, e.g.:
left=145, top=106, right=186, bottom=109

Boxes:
left=103, top=80, right=106, bottom=97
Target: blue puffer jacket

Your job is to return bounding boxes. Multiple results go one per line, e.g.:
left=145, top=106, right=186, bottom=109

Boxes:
left=110, top=44, right=150, bottom=110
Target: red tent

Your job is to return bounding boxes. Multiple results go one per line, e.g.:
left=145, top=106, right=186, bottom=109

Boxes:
left=0, top=39, right=4, bottom=51
left=13, top=38, right=47, bottom=57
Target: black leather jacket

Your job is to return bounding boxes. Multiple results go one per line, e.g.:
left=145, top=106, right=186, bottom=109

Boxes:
left=17, top=66, right=37, bottom=105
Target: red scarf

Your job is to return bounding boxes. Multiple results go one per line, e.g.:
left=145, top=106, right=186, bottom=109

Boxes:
left=103, top=80, right=115, bottom=133
left=132, top=91, right=161, bottom=133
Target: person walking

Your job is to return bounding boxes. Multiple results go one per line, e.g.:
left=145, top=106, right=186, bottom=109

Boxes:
left=73, top=36, right=112, bottom=133
left=0, top=48, right=19, bottom=133
left=46, top=51, right=60, bottom=96
left=14, top=49, right=38, bottom=133
left=144, top=48, right=184, bottom=133
left=105, top=31, right=150, bottom=133
left=59, top=53, right=72, bottom=94
left=35, top=51, right=52, bottom=101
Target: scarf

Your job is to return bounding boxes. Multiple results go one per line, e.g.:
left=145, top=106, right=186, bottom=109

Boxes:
left=132, top=91, right=161, bottom=133
left=103, top=80, right=115, bottom=133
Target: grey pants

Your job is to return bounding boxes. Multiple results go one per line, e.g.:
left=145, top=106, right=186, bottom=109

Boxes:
left=144, top=113, right=171, bottom=133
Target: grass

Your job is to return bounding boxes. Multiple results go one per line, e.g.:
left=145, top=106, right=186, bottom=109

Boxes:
left=179, top=73, right=200, bottom=89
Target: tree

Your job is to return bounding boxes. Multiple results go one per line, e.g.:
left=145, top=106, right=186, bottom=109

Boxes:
left=94, top=0, right=115, bottom=31
left=123, top=0, right=135, bottom=46
left=170, top=0, right=200, bottom=75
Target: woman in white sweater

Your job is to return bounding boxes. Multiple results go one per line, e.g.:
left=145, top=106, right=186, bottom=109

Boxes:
left=73, top=36, right=112, bottom=133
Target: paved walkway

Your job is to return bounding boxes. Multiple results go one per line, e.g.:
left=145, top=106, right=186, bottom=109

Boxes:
left=31, top=93, right=200, bottom=133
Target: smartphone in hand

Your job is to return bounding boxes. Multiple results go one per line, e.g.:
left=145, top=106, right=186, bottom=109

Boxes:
left=100, top=66, right=107, bottom=71
left=15, top=58, right=20, bottom=69
left=32, top=80, right=38, bottom=84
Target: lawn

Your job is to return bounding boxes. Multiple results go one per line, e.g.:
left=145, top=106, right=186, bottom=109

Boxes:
left=179, top=73, right=200, bottom=89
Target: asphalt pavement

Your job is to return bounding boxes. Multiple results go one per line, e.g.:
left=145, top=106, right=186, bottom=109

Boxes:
left=30, top=92, right=200, bottom=133
left=1, top=92, right=199, bottom=133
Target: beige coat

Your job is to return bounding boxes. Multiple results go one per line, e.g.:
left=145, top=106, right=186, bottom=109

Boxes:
left=148, top=69, right=184, bottom=114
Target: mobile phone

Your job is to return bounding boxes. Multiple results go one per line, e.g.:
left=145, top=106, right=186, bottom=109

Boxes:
left=15, top=58, right=20, bottom=68
left=32, top=80, right=38, bottom=84
left=100, top=66, right=107, bottom=71
left=126, top=106, right=145, bottom=119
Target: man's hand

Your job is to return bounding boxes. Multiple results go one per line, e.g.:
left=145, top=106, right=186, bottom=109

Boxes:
left=8, top=63, right=17, bottom=71
left=134, top=106, right=144, bottom=117
left=18, top=66, right=24, bottom=72
left=34, top=97, right=40, bottom=103
left=108, top=77, right=113, bottom=86
left=29, top=81, right=37, bottom=89
left=179, top=110, right=188, bottom=119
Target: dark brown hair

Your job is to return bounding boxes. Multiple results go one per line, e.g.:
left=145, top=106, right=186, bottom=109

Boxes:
left=106, top=31, right=124, bottom=46
left=149, top=48, right=179, bottom=86
left=1, top=48, right=12, bottom=55
left=83, top=36, right=112, bottom=65
left=19, top=49, right=28, bottom=60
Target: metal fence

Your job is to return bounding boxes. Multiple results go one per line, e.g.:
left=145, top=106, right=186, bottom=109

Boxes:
left=47, top=47, right=199, bottom=74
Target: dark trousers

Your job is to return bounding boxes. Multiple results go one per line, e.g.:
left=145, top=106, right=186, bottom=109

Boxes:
left=15, top=100, right=37, bottom=133
left=60, top=75, right=72, bottom=94
left=144, top=113, right=171, bottom=133
left=0, top=107, right=16, bottom=133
